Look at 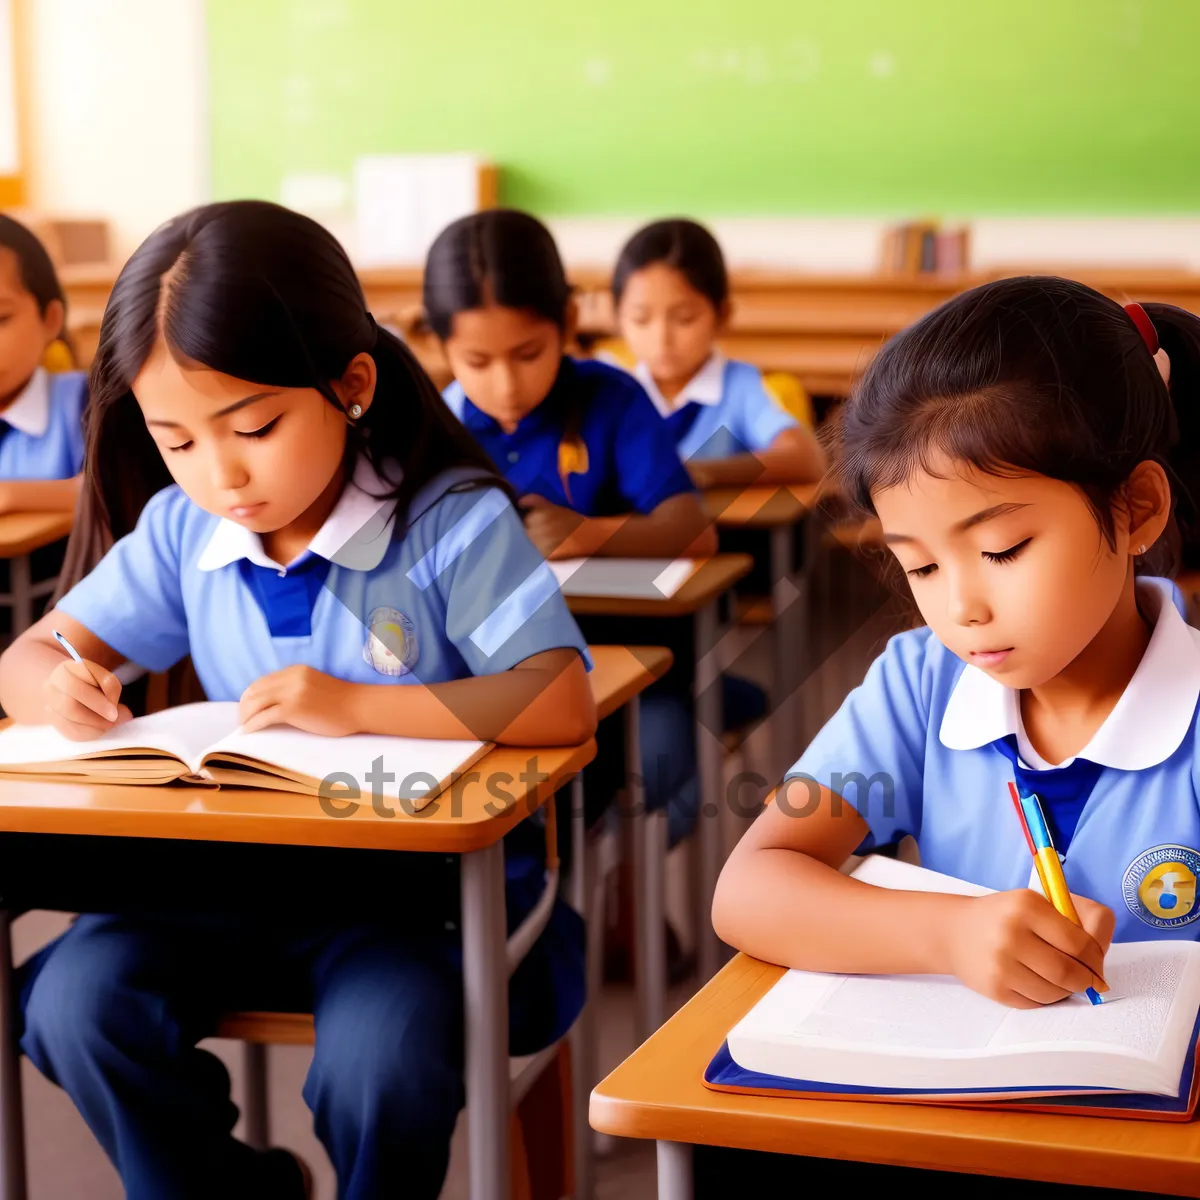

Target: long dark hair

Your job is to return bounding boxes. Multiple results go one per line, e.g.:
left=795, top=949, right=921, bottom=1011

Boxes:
left=423, top=209, right=571, bottom=339
left=75, top=200, right=504, bottom=558
left=835, top=275, right=1200, bottom=574
left=611, top=218, right=728, bottom=311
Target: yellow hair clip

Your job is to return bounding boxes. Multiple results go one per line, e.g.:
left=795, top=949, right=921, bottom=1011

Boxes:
left=557, top=437, right=589, bottom=506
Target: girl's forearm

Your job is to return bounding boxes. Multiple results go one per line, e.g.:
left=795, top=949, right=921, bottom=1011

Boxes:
left=0, top=475, right=82, bottom=514
left=345, top=652, right=596, bottom=745
left=712, top=848, right=966, bottom=975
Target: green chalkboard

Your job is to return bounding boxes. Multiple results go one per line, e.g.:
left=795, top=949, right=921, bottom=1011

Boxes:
left=207, top=0, right=1200, bottom=216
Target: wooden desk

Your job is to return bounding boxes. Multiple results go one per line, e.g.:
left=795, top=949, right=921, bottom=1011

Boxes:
left=59, top=264, right=1200, bottom=400
left=591, top=954, right=1200, bottom=1198
left=0, top=734, right=595, bottom=1200
left=0, top=511, right=74, bottom=636
left=565, top=555, right=752, bottom=987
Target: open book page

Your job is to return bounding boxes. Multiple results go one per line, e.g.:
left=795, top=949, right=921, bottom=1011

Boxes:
left=549, top=558, right=696, bottom=599
left=0, top=701, right=240, bottom=772
left=727, top=941, right=1200, bottom=1095
left=202, top=723, right=489, bottom=807
left=849, top=854, right=993, bottom=897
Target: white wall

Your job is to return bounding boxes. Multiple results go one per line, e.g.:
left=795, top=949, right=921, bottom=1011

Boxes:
left=23, top=0, right=209, bottom=258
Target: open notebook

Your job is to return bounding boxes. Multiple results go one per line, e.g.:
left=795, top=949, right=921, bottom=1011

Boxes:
left=706, top=857, right=1200, bottom=1119
left=0, top=702, right=489, bottom=810
left=550, top=558, right=696, bottom=600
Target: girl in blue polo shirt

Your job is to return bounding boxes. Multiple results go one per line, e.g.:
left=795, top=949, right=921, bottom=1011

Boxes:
left=715, top=276, right=1200, bottom=1011
left=0, top=214, right=87, bottom=510
left=430, top=209, right=715, bottom=562
left=611, top=218, right=825, bottom=489
left=0, top=200, right=596, bottom=1200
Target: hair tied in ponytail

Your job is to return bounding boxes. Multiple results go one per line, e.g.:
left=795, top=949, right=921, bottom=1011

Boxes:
left=1124, top=302, right=1159, bottom=355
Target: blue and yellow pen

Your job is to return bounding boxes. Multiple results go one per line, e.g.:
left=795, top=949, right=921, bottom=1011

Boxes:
left=1008, top=782, right=1105, bottom=1005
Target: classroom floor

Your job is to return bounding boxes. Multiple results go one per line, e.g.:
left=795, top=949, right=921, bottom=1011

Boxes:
left=12, top=544, right=897, bottom=1199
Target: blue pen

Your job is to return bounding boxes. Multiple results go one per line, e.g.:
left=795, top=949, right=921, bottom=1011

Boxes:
left=1018, top=789, right=1105, bottom=1005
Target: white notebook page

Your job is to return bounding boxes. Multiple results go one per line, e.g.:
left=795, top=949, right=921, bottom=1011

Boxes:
left=550, top=558, right=696, bottom=599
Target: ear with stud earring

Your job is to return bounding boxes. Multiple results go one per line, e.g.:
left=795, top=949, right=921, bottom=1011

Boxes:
left=347, top=403, right=363, bottom=421
left=1137, top=544, right=1147, bottom=555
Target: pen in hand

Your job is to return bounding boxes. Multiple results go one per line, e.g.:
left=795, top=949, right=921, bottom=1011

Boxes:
left=1009, top=782, right=1108, bottom=1004
left=51, top=629, right=124, bottom=727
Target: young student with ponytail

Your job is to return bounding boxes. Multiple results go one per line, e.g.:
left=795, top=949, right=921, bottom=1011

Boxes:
left=427, top=209, right=719, bottom=847
left=428, top=208, right=715, bottom=562
left=611, top=218, right=824, bottom=488
left=716, top=277, right=1200, bottom=1013
left=0, top=214, right=87, bottom=512
left=0, top=200, right=596, bottom=1200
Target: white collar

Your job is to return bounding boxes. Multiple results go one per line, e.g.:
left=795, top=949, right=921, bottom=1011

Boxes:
left=938, top=577, right=1200, bottom=771
left=2, top=370, right=50, bottom=437
left=196, top=457, right=400, bottom=574
left=635, top=352, right=726, bottom=417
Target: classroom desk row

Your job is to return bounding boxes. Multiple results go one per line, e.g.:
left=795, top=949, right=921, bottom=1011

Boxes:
left=0, top=644, right=672, bottom=1200
left=59, top=263, right=1200, bottom=393
left=590, top=953, right=1200, bottom=1199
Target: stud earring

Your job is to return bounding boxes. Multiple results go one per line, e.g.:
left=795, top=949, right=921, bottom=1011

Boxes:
left=348, top=403, right=363, bottom=421
left=1137, top=544, right=1147, bottom=554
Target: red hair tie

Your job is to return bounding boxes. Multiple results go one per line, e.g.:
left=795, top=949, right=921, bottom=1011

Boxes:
left=1124, top=302, right=1159, bottom=355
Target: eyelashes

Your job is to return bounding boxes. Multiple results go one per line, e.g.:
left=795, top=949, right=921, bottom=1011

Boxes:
left=982, top=537, right=1032, bottom=564
left=906, top=538, right=1033, bottom=579
left=236, top=415, right=282, bottom=439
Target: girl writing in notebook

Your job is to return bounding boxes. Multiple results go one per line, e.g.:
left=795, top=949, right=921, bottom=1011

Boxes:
left=610, top=218, right=825, bottom=488
left=715, top=276, right=1200, bottom=1010
left=0, top=200, right=596, bottom=1200
left=428, top=210, right=717, bottom=977
left=0, top=214, right=87, bottom=514
left=430, top=208, right=715, bottom=562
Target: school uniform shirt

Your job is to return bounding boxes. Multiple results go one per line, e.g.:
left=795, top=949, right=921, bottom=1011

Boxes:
left=443, top=356, right=694, bottom=516
left=786, top=577, right=1200, bottom=944
left=0, top=369, right=87, bottom=480
left=634, top=352, right=797, bottom=462
left=56, top=456, right=592, bottom=1046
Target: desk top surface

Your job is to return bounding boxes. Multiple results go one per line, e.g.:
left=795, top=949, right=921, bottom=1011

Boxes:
left=590, top=953, right=1200, bottom=1196
left=563, top=554, right=753, bottom=618
left=0, top=645, right=667, bottom=853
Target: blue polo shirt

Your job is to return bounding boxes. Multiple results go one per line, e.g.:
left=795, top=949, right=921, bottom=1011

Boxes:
left=57, top=459, right=590, bottom=697
left=0, top=369, right=87, bottom=479
left=443, top=357, right=694, bottom=516
left=633, top=353, right=796, bottom=461
left=786, top=578, right=1200, bottom=945
left=55, top=457, right=592, bottom=1047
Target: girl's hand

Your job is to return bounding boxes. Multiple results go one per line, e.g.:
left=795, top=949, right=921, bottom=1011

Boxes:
left=519, top=494, right=588, bottom=559
left=686, top=459, right=718, bottom=490
left=238, top=666, right=360, bottom=736
left=945, top=889, right=1113, bottom=1008
left=42, top=659, right=132, bottom=740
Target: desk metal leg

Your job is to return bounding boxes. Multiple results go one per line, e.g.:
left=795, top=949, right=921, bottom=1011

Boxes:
left=566, top=775, right=595, bottom=1200
left=462, top=843, right=509, bottom=1200
left=627, top=696, right=665, bottom=1041
left=657, top=1141, right=694, bottom=1200
left=694, top=602, right=724, bottom=983
left=9, top=557, right=31, bottom=639
left=0, top=912, right=26, bottom=1200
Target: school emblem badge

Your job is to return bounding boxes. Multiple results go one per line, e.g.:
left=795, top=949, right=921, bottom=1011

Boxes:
left=1122, top=844, right=1200, bottom=929
left=363, top=607, right=418, bottom=677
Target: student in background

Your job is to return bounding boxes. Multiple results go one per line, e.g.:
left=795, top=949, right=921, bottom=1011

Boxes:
left=715, top=279, right=1200, bottom=1014
left=430, top=209, right=715, bottom=562
left=427, top=211, right=716, bottom=981
left=611, top=218, right=825, bottom=488
left=0, top=214, right=86, bottom=512
left=0, top=200, right=596, bottom=1200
